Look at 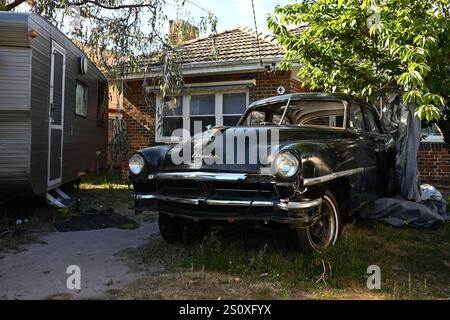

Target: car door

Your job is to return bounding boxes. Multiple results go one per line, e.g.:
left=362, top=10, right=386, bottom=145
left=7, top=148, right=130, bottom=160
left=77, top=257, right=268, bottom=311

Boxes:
left=360, top=104, right=391, bottom=194
left=347, top=102, right=381, bottom=204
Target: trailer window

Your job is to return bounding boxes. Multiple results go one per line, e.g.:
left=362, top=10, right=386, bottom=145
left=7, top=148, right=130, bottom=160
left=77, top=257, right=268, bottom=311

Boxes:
left=76, top=82, right=88, bottom=117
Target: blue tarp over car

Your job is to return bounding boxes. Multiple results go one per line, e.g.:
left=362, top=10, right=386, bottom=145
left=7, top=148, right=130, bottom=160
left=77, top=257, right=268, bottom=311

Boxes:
left=361, top=96, right=449, bottom=227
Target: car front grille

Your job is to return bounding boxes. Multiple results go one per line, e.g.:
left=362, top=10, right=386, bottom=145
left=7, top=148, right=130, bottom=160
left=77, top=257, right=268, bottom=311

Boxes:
left=156, top=180, right=276, bottom=202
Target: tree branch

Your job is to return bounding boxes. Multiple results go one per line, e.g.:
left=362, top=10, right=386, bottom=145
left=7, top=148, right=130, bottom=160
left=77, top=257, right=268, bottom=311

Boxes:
left=0, top=0, right=27, bottom=11
left=65, top=0, right=157, bottom=10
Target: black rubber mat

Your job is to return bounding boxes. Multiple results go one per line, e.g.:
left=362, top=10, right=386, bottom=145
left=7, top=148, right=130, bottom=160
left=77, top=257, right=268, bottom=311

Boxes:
left=55, top=212, right=139, bottom=232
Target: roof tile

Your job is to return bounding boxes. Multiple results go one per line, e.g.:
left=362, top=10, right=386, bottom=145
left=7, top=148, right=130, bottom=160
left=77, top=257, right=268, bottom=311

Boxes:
left=172, top=27, right=283, bottom=64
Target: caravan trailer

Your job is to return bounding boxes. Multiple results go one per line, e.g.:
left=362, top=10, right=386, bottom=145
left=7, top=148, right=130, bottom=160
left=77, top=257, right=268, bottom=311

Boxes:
left=0, top=12, right=108, bottom=202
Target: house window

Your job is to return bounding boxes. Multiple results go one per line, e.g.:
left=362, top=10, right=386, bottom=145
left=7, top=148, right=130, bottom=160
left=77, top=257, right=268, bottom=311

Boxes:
left=162, top=96, right=183, bottom=137
left=75, top=82, right=88, bottom=117
left=223, top=93, right=247, bottom=126
left=421, top=124, right=444, bottom=143
left=189, top=94, right=216, bottom=136
left=156, top=90, right=249, bottom=142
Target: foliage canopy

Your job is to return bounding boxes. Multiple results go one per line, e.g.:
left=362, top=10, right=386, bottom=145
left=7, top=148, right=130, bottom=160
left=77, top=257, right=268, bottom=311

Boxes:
left=268, top=0, right=450, bottom=121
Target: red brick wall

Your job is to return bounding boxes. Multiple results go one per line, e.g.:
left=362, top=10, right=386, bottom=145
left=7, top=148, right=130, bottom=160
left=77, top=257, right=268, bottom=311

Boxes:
left=289, top=77, right=303, bottom=93
left=118, top=81, right=157, bottom=180
left=123, top=80, right=156, bottom=114
left=418, top=142, right=450, bottom=193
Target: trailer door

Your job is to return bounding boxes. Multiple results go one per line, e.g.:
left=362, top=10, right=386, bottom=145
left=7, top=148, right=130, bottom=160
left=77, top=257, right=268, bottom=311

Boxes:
left=47, top=41, right=65, bottom=187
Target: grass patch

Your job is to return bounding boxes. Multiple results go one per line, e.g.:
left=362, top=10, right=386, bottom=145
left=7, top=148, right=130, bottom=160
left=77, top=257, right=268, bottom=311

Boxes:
left=101, top=271, right=294, bottom=300
left=70, top=169, right=134, bottom=214
left=73, top=189, right=133, bottom=213
left=129, top=220, right=450, bottom=300
left=79, top=169, right=129, bottom=190
left=70, top=169, right=157, bottom=221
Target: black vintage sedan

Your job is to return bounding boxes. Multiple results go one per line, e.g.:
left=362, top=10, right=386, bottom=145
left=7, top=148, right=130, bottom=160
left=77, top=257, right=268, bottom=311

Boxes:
left=129, top=93, right=395, bottom=252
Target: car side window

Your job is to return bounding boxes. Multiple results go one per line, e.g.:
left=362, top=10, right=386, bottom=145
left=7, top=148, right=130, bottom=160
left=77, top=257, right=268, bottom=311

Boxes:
left=272, top=113, right=291, bottom=125
left=248, top=111, right=266, bottom=125
left=363, top=107, right=381, bottom=133
left=348, top=104, right=367, bottom=131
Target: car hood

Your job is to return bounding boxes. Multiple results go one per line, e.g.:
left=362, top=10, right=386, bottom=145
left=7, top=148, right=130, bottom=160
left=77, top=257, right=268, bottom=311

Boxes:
left=157, top=126, right=354, bottom=174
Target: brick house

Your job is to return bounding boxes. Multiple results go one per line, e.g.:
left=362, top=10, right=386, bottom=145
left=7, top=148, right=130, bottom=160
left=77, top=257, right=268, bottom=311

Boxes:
left=109, top=26, right=449, bottom=191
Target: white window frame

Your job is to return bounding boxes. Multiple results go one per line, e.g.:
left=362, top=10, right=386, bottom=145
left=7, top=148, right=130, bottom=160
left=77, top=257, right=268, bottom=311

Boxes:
left=422, top=134, right=445, bottom=143
left=189, top=93, right=217, bottom=135
left=421, top=124, right=445, bottom=143
left=222, top=91, right=249, bottom=127
left=156, top=89, right=249, bottom=143
left=160, top=96, right=183, bottom=139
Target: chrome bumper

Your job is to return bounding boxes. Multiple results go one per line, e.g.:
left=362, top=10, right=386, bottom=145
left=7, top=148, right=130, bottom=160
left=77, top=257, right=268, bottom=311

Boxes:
left=135, top=192, right=322, bottom=211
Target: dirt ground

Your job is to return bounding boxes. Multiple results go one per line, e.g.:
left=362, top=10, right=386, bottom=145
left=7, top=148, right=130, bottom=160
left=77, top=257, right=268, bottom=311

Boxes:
left=0, top=221, right=159, bottom=299
left=0, top=172, right=162, bottom=300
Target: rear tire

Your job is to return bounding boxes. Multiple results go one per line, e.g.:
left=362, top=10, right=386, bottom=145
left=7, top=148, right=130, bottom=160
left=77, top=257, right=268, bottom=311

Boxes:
left=289, top=190, right=342, bottom=253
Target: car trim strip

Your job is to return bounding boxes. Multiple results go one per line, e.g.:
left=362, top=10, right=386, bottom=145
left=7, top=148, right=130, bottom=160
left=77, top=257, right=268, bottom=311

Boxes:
left=205, top=199, right=274, bottom=207
left=303, top=166, right=376, bottom=186
left=152, top=166, right=376, bottom=186
left=135, top=193, right=201, bottom=205
left=277, top=198, right=322, bottom=210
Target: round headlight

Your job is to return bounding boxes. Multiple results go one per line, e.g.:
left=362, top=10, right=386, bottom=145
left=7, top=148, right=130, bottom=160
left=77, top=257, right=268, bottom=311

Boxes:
left=274, top=152, right=299, bottom=178
left=129, top=154, right=144, bottom=175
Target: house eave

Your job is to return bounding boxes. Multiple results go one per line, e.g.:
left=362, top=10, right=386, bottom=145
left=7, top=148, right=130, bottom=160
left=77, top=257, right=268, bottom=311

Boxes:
left=114, top=57, right=287, bottom=80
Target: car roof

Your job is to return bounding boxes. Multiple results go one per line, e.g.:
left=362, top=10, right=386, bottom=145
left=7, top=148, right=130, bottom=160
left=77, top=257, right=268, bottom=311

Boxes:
left=247, top=92, right=370, bottom=110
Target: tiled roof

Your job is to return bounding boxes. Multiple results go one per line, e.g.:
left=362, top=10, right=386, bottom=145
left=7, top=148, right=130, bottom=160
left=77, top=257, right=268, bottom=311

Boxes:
left=177, top=27, right=284, bottom=64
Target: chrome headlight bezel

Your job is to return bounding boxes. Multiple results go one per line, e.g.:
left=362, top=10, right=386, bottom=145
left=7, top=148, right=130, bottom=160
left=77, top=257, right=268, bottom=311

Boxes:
left=274, top=151, right=300, bottom=179
left=129, top=154, right=145, bottom=175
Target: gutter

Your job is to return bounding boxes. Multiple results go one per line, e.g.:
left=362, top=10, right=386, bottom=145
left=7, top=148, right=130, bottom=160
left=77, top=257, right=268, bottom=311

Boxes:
left=110, top=57, right=287, bottom=80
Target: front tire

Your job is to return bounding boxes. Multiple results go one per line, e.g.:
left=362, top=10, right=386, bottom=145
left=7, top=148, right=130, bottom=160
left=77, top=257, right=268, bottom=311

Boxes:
left=290, top=190, right=342, bottom=252
left=158, top=213, right=210, bottom=244
left=158, top=213, right=184, bottom=244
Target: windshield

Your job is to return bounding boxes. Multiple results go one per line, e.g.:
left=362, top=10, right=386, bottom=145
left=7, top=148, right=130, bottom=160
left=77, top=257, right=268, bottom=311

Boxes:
left=239, top=100, right=345, bottom=129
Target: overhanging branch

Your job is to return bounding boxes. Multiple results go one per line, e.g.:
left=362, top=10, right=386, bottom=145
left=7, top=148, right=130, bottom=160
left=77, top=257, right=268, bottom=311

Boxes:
left=65, top=0, right=158, bottom=10
left=0, top=0, right=27, bottom=11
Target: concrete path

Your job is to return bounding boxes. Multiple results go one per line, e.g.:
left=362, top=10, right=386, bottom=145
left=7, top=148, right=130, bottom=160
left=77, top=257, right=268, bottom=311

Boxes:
left=0, top=222, right=158, bottom=300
